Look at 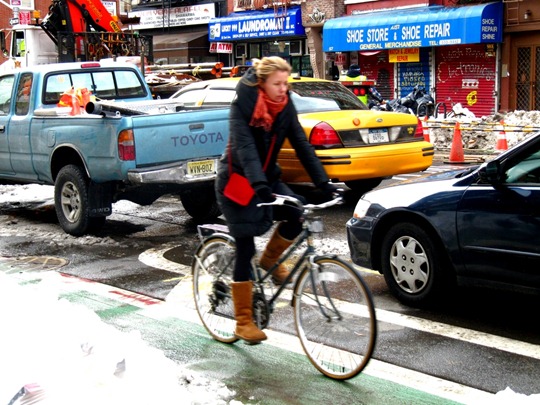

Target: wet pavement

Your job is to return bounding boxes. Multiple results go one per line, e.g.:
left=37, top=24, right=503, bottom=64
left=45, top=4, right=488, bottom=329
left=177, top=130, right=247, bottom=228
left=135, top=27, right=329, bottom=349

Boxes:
left=1, top=257, right=496, bottom=405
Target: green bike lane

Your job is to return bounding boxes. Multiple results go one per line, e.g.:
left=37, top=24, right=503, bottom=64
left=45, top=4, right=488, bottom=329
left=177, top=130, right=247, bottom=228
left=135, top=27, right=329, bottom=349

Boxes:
left=1, top=261, right=495, bottom=405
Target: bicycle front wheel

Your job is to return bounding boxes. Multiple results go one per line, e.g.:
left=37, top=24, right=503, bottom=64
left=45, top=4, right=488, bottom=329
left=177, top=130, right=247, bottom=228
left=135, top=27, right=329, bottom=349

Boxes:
left=192, top=234, right=238, bottom=343
left=294, top=257, right=377, bottom=380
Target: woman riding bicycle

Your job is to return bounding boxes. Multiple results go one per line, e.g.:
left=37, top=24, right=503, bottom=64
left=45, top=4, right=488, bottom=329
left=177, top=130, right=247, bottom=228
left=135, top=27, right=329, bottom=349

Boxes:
left=215, top=56, right=341, bottom=344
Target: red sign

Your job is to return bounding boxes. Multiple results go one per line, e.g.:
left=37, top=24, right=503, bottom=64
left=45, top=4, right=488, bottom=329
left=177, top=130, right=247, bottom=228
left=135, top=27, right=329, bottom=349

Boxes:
left=335, top=53, right=346, bottom=65
left=209, top=42, right=233, bottom=54
left=19, top=11, right=31, bottom=25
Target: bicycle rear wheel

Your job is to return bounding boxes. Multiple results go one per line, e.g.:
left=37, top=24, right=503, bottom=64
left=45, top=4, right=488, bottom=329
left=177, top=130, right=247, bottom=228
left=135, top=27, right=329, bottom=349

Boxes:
left=192, top=234, right=238, bottom=343
left=294, top=257, right=377, bottom=380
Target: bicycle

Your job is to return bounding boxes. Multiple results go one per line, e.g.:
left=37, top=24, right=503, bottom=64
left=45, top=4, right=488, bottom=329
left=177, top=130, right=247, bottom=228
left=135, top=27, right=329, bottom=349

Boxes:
left=191, top=194, right=377, bottom=380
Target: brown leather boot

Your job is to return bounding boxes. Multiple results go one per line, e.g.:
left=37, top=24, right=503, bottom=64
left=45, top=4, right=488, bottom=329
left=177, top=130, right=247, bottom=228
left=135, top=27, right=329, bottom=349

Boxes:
left=259, top=227, right=294, bottom=285
left=232, top=281, right=267, bottom=344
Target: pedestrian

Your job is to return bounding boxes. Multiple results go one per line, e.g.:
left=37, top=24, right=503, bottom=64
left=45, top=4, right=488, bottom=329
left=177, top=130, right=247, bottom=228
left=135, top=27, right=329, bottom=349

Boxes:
left=215, top=56, right=342, bottom=344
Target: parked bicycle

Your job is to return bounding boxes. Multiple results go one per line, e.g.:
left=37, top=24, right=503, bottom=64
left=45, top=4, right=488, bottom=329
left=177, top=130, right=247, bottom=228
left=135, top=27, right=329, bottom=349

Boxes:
left=192, top=194, right=377, bottom=380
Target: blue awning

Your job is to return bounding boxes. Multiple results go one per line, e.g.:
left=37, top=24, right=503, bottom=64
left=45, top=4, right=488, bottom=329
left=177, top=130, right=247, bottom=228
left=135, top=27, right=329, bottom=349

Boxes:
left=209, top=7, right=305, bottom=41
left=323, top=2, right=503, bottom=52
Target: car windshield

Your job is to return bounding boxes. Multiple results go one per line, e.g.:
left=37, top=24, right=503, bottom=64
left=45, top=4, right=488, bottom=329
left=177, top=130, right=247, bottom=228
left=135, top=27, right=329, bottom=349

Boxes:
left=290, top=81, right=368, bottom=113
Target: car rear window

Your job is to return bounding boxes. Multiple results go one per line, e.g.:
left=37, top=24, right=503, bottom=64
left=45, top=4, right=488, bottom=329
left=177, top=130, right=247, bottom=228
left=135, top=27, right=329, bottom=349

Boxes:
left=290, top=82, right=367, bottom=113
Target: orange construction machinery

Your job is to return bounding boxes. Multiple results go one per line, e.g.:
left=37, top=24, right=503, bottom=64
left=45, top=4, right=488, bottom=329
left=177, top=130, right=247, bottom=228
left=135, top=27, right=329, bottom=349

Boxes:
left=40, top=0, right=151, bottom=63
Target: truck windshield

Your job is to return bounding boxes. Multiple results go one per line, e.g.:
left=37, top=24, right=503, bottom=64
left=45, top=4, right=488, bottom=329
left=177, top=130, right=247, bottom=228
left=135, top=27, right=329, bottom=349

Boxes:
left=43, top=69, right=147, bottom=104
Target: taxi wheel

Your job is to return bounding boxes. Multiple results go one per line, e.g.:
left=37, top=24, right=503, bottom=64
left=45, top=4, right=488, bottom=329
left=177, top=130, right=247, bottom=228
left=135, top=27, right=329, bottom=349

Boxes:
left=345, top=178, right=383, bottom=194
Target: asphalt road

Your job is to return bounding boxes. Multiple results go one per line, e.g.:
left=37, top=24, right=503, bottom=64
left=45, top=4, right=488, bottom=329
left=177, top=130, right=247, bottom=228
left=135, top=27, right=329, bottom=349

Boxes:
left=1, top=166, right=540, bottom=404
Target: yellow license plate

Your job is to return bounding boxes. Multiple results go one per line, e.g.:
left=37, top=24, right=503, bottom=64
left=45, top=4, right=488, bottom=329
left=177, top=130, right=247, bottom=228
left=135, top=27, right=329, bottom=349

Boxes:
left=187, top=159, right=216, bottom=176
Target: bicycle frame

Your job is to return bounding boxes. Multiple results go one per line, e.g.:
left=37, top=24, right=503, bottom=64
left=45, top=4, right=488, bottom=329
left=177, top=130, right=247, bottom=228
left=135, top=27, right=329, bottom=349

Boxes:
left=251, top=203, right=344, bottom=324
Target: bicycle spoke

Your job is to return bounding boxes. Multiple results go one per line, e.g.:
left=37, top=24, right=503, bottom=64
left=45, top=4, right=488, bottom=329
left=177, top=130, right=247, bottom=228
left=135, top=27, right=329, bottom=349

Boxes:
left=192, top=236, right=238, bottom=343
left=294, top=257, right=377, bottom=380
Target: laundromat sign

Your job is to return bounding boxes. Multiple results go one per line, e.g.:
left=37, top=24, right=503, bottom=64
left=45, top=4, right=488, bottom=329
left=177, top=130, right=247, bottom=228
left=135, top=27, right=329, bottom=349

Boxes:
left=209, top=7, right=304, bottom=41
left=323, top=3, right=502, bottom=52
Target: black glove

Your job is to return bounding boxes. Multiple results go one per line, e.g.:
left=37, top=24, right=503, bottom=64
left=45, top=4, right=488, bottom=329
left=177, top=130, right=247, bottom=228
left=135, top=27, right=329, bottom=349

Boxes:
left=254, top=183, right=276, bottom=203
left=318, top=182, right=344, bottom=200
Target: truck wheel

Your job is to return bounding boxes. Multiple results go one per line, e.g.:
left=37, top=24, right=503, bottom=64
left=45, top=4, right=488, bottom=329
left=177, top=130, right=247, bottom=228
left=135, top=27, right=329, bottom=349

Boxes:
left=55, top=165, right=104, bottom=236
left=180, top=186, right=221, bottom=222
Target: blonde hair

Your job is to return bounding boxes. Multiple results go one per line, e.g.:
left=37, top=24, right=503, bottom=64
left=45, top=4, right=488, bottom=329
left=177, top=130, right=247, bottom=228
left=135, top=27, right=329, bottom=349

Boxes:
left=251, top=56, right=291, bottom=84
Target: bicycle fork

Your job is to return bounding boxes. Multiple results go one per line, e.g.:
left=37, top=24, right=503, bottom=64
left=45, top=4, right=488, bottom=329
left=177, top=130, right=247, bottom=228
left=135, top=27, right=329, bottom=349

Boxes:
left=306, top=256, right=343, bottom=322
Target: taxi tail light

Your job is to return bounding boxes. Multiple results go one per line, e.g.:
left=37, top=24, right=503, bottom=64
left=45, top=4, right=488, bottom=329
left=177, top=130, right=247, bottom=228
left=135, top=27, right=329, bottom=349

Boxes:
left=310, top=122, right=343, bottom=148
left=415, top=118, right=424, bottom=138
left=118, top=129, right=135, bottom=161
left=349, top=86, right=367, bottom=97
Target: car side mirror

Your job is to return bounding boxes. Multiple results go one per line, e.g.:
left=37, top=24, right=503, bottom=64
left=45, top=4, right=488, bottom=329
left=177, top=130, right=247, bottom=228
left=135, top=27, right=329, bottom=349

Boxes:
left=480, top=160, right=504, bottom=184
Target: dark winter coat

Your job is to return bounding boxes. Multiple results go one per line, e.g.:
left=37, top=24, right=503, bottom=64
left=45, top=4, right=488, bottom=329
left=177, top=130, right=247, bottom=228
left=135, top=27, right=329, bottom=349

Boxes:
left=215, top=68, right=329, bottom=238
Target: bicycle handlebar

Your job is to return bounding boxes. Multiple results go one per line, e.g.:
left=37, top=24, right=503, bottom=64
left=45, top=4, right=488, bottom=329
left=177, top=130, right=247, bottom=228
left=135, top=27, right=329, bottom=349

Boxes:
left=257, top=193, right=344, bottom=211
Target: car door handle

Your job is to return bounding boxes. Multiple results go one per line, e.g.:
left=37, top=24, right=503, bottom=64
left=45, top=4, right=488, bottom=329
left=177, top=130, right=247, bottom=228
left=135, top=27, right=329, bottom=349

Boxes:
left=189, top=123, right=204, bottom=131
left=0, top=125, right=5, bottom=132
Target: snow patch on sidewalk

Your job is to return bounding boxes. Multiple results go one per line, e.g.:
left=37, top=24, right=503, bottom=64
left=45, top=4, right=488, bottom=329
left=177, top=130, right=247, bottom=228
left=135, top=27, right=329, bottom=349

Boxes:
left=0, top=273, right=239, bottom=405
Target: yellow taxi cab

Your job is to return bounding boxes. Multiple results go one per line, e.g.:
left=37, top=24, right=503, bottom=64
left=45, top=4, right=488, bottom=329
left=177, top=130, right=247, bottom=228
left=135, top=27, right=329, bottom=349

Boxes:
left=171, top=76, right=434, bottom=193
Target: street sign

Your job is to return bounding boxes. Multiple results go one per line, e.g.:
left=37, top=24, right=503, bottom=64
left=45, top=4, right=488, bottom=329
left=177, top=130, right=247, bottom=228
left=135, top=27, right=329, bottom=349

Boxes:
left=9, top=17, right=20, bottom=25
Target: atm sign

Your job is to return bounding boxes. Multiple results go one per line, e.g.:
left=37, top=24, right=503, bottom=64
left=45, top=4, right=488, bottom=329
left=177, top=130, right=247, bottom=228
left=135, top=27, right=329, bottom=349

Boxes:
left=209, top=42, right=233, bottom=54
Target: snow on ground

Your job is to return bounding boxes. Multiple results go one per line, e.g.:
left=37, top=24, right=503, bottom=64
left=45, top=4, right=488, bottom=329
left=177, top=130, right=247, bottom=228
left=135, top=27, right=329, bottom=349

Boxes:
left=0, top=272, right=240, bottom=405
left=0, top=183, right=352, bottom=256
left=429, top=110, right=540, bottom=153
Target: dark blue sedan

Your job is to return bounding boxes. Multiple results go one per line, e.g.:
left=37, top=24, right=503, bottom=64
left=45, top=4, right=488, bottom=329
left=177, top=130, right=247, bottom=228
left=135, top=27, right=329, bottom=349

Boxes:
left=346, top=131, right=540, bottom=307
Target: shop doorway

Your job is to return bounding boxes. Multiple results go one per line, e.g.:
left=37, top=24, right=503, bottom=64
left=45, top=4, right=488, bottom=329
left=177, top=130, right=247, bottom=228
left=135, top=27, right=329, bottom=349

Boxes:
left=515, top=46, right=540, bottom=111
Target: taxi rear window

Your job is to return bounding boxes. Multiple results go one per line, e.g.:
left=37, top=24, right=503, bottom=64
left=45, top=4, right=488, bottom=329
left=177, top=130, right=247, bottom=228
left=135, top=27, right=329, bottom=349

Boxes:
left=290, top=82, right=367, bottom=113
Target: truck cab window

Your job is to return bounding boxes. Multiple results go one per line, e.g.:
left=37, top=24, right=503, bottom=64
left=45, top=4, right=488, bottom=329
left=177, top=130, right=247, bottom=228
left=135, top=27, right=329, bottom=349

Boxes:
left=0, top=75, right=15, bottom=114
left=15, top=73, right=32, bottom=115
left=114, top=70, right=145, bottom=97
left=12, top=31, right=25, bottom=57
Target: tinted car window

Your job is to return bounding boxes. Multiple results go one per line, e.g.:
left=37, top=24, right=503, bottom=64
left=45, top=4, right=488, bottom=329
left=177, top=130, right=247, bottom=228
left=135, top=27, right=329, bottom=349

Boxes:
left=505, top=147, right=540, bottom=184
left=290, top=82, right=367, bottom=113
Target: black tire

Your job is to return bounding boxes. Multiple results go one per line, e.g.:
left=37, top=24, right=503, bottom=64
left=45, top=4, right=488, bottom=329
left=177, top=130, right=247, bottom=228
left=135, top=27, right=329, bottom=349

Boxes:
left=381, top=222, right=449, bottom=307
left=192, top=234, right=238, bottom=343
left=344, top=178, right=383, bottom=194
left=54, top=165, right=104, bottom=236
left=180, top=186, right=221, bottom=222
left=294, top=257, right=377, bottom=380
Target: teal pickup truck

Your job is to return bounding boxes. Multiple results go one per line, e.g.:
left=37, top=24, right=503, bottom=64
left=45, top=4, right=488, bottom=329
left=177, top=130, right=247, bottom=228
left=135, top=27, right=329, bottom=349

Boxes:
left=0, top=61, right=229, bottom=235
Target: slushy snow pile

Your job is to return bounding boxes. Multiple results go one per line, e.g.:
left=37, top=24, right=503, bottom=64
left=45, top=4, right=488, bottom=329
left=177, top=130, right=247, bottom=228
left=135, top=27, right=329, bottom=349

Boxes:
left=0, top=272, right=239, bottom=405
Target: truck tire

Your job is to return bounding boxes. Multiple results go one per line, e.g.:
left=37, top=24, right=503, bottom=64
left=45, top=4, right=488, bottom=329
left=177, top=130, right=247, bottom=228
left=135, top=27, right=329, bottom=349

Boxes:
left=180, top=186, right=221, bottom=222
left=54, top=165, right=104, bottom=236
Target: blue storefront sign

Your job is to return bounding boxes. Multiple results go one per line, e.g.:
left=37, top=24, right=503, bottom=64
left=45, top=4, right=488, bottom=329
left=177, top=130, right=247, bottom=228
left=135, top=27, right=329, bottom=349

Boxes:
left=209, top=7, right=305, bottom=41
left=323, top=2, right=502, bottom=52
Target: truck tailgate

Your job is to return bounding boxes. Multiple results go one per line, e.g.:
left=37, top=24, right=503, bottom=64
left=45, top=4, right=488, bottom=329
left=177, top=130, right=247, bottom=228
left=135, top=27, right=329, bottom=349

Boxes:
left=131, top=108, right=229, bottom=167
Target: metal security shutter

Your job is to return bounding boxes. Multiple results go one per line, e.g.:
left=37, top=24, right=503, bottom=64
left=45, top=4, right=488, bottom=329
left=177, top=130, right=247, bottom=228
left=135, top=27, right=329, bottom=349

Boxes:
left=396, top=48, right=432, bottom=99
left=358, top=51, right=395, bottom=100
left=435, top=44, right=497, bottom=118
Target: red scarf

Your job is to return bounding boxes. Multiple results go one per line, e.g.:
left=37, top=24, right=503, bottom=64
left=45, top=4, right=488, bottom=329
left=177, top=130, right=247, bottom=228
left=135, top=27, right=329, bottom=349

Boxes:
left=249, top=89, right=288, bottom=132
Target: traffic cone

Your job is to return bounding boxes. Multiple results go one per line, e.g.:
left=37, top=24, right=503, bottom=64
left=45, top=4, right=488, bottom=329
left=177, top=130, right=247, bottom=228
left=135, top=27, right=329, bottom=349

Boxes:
left=496, top=120, right=508, bottom=151
left=422, top=115, right=431, bottom=143
left=448, top=122, right=465, bottom=163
